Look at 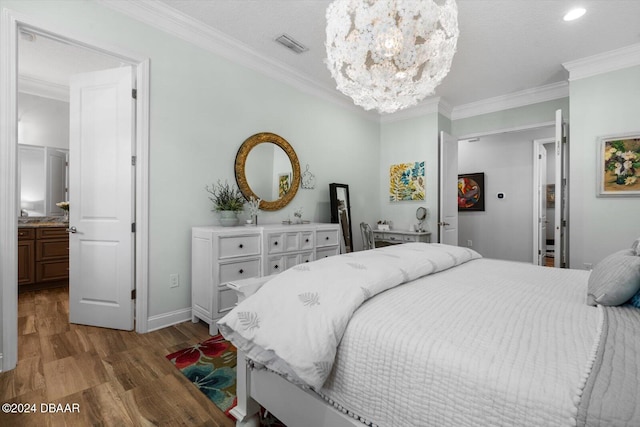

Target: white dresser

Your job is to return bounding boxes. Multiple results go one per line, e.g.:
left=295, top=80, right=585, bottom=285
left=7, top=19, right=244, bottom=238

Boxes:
left=191, top=223, right=341, bottom=334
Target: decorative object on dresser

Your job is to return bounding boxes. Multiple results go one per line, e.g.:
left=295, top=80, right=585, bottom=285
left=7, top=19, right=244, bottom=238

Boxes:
left=458, top=172, right=485, bottom=211
left=235, top=132, right=301, bottom=211
left=205, top=180, right=245, bottom=227
left=191, top=223, right=340, bottom=335
left=329, top=183, right=353, bottom=253
left=416, top=206, right=429, bottom=232
left=389, top=161, right=425, bottom=201
left=18, top=225, right=69, bottom=290
left=246, top=196, right=261, bottom=225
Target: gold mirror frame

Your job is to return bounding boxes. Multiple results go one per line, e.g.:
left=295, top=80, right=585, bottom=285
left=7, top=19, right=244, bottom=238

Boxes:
left=235, top=132, right=301, bottom=211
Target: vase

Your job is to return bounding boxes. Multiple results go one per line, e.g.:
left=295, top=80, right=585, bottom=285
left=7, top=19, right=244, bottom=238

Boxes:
left=218, top=210, right=239, bottom=227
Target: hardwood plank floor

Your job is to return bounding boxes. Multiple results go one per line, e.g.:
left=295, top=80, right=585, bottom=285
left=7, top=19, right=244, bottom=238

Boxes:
left=0, top=286, right=235, bottom=427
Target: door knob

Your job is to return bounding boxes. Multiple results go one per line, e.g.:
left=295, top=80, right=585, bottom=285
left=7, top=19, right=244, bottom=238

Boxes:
left=66, top=226, right=77, bottom=233
left=437, top=222, right=450, bottom=227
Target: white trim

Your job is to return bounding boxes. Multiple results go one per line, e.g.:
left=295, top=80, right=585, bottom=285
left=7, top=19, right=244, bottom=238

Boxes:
left=19, top=74, right=69, bottom=102
left=451, top=82, right=569, bottom=120
left=1, top=8, right=151, bottom=372
left=458, top=120, right=555, bottom=141
left=97, top=0, right=378, bottom=122
left=563, top=42, right=640, bottom=81
left=532, top=138, right=555, bottom=265
left=147, top=308, right=193, bottom=332
left=380, top=97, right=451, bottom=123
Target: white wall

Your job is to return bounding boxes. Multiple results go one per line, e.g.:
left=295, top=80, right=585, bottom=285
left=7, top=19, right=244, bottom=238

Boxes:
left=17, top=92, right=69, bottom=149
left=378, top=113, right=440, bottom=235
left=1, top=0, right=381, bottom=322
left=457, top=127, right=553, bottom=262
left=568, top=65, right=640, bottom=268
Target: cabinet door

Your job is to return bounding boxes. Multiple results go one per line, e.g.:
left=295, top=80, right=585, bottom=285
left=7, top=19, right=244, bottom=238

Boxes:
left=18, top=240, right=35, bottom=285
left=36, top=259, right=69, bottom=282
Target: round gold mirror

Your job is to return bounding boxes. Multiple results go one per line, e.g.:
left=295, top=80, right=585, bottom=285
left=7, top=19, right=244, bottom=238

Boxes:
left=235, top=132, right=301, bottom=211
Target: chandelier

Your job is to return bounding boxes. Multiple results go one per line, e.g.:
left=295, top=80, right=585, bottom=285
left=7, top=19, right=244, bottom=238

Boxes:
left=325, top=0, right=459, bottom=114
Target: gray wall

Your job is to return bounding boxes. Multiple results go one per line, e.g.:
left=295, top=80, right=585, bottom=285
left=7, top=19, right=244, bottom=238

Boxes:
left=569, top=65, right=640, bottom=268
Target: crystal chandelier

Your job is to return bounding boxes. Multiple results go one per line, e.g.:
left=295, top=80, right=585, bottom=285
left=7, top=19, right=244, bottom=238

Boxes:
left=325, top=0, right=459, bottom=114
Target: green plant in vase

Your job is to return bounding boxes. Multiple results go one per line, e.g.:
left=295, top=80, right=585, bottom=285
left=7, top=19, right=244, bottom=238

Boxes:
left=205, top=180, right=245, bottom=226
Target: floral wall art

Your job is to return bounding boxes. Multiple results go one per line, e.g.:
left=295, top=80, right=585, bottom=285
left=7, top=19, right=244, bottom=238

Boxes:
left=598, top=134, right=640, bottom=196
left=389, top=161, right=425, bottom=202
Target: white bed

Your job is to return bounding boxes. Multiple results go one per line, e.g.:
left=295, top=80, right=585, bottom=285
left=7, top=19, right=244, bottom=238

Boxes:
left=219, top=243, right=640, bottom=427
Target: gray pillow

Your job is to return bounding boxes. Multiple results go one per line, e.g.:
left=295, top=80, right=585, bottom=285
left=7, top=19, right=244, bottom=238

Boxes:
left=587, top=249, right=640, bottom=306
left=632, top=237, right=640, bottom=256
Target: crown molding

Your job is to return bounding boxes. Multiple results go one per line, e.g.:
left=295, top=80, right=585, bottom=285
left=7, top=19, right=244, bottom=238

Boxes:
left=97, top=0, right=378, bottom=122
left=18, top=74, right=68, bottom=102
left=563, top=42, right=640, bottom=81
left=450, top=81, right=569, bottom=121
left=379, top=97, right=451, bottom=123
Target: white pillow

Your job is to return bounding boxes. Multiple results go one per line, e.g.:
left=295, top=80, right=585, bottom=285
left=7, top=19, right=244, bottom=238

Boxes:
left=587, top=249, right=640, bottom=306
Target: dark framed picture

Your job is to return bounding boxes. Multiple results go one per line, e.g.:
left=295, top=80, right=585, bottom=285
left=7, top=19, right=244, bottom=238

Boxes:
left=458, top=172, right=485, bottom=211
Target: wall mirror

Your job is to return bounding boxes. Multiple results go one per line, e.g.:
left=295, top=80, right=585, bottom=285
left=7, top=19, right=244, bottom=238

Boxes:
left=18, top=144, right=68, bottom=217
left=329, top=183, right=353, bottom=253
left=235, top=132, right=301, bottom=211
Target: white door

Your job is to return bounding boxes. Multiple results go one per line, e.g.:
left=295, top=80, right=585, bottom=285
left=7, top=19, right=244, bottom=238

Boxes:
left=68, top=67, right=135, bottom=330
left=438, top=131, right=458, bottom=245
left=535, top=143, right=548, bottom=265
left=554, top=109, right=567, bottom=268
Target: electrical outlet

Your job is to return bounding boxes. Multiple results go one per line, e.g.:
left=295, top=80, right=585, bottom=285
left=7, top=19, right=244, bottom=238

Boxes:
left=467, top=240, right=472, bottom=247
left=169, top=274, right=180, bottom=288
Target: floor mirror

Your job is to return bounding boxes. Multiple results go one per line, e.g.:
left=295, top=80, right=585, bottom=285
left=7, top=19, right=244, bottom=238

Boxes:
left=329, top=183, right=353, bottom=253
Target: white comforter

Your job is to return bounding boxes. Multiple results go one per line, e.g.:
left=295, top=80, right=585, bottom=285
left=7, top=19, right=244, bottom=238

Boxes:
left=321, top=258, right=601, bottom=427
left=218, top=243, right=480, bottom=389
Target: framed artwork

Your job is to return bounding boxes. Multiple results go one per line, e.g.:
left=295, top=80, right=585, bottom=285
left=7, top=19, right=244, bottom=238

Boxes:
left=278, top=173, right=291, bottom=198
left=597, top=134, right=640, bottom=197
left=458, top=172, right=485, bottom=211
left=389, top=161, right=425, bottom=202
left=546, top=184, right=555, bottom=208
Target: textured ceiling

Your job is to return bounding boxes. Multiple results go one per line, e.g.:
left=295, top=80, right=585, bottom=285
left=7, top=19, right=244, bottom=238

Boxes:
left=18, top=0, right=640, bottom=111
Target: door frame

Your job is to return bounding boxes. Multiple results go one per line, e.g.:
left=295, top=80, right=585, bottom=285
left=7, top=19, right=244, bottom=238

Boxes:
left=1, top=8, right=150, bottom=372
left=532, top=137, right=555, bottom=265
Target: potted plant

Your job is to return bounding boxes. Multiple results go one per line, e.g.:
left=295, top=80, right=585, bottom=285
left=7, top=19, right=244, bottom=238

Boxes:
left=206, top=180, right=245, bottom=226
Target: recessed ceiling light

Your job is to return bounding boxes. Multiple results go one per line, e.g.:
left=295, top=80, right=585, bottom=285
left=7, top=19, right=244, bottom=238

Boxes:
left=563, top=7, right=586, bottom=21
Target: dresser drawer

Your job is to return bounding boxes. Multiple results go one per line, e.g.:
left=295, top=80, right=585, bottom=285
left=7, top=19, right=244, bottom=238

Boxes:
left=267, top=233, right=284, bottom=254
left=36, top=239, right=69, bottom=261
left=300, top=232, right=314, bottom=250
left=266, top=256, right=285, bottom=275
left=403, top=234, right=418, bottom=242
left=316, top=246, right=339, bottom=259
left=218, top=234, right=261, bottom=259
left=18, top=228, right=35, bottom=240
left=317, top=229, right=339, bottom=247
left=219, top=258, right=261, bottom=283
left=384, top=233, right=402, bottom=243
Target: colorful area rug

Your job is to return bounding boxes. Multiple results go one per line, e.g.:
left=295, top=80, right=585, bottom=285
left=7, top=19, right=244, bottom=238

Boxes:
left=166, top=334, right=285, bottom=426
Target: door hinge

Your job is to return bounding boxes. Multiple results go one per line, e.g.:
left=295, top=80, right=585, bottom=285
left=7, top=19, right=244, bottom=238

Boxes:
left=538, top=154, right=542, bottom=159
left=132, top=89, right=137, bottom=99
left=131, top=289, right=136, bottom=300
left=538, top=250, right=541, bottom=255
left=131, top=223, right=136, bottom=233
left=562, top=220, right=567, bottom=227
left=131, top=156, right=136, bottom=166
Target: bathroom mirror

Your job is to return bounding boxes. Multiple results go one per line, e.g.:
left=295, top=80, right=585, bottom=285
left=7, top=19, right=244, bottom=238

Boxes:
left=329, top=183, right=353, bottom=253
left=235, top=132, right=300, bottom=211
left=18, top=144, right=68, bottom=217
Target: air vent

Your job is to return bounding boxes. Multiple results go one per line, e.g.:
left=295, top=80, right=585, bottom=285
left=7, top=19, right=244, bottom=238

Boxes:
left=275, top=34, right=308, bottom=54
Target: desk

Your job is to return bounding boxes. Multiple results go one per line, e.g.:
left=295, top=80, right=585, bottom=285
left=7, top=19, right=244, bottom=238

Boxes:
left=373, top=230, right=431, bottom=247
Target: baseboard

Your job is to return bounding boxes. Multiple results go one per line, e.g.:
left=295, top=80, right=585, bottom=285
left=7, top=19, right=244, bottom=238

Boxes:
left=146, top=307, right=192, bottom=332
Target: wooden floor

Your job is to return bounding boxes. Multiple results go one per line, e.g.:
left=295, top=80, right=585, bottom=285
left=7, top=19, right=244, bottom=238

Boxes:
left=0, top=286, right=235, bottom=427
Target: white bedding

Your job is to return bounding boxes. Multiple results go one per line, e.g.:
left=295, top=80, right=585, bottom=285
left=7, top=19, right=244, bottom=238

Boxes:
left=218, top=243, right=480, bottom=389
left=320, top=258, right=601, bottom=427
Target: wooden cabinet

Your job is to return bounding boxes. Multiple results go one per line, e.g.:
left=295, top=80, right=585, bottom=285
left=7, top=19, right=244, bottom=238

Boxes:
left=18, top=226, right=69, bottom=288
left=191, top=223, right=341, bottom=335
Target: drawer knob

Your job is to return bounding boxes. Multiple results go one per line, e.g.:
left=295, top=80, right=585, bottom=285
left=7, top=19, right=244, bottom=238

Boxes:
left=239, top=269, right=244, bottom=274
left=325, top=236, right=329, bottom=240
left=239, top=243, right=244, bottom=249
left=305, top=260, right=309, bottom=263
left=274, top=241, right=278, bottom=246
left=305, top=238, right=309, bottom=243
left=274, top=264, right=279, bottom=270
left=18, top=232, right=24, bottom=236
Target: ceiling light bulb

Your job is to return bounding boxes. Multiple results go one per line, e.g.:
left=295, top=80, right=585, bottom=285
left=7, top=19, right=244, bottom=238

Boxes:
left=563, top=8, right=586, bottom=21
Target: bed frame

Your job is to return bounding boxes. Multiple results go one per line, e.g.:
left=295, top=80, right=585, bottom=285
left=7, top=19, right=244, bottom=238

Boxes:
left=226, top=276, right=365, bottom=427
left=231, top=350, right=364, bottom=427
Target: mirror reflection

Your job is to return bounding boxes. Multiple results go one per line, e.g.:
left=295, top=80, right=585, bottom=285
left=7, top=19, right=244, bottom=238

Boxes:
left=244, top=143, right=293, bottom=202
left=235, top=132, right=301, bottom=211
left=19, top=144, right=68, bottom=217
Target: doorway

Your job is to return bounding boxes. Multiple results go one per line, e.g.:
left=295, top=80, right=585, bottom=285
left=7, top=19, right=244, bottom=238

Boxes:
left=1, top=10, right=150, bottom=372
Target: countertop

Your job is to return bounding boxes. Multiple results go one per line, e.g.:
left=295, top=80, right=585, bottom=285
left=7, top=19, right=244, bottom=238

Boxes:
left=19, top=222, right=68, bottom=228
left=18, top=217, right=68, bottom=228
